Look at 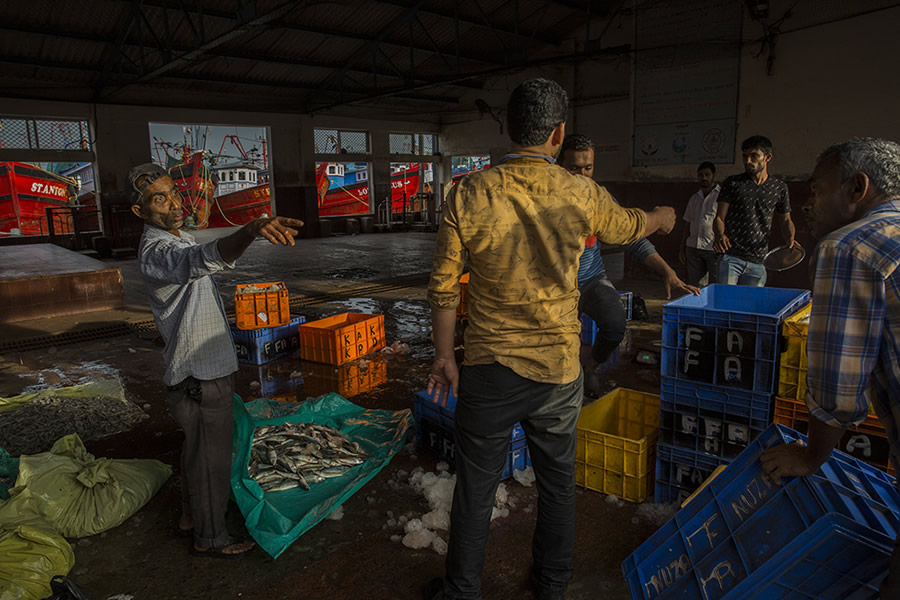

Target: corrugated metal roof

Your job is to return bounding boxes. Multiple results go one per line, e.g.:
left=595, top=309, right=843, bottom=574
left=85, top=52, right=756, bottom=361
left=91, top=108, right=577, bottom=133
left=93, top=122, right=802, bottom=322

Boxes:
left=0, top=0, right=620, bottom=114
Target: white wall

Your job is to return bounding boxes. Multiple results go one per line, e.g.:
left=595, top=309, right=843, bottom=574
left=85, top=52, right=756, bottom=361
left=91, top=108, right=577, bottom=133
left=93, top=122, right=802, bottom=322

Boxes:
left=437, top=1, right=900, bottom=183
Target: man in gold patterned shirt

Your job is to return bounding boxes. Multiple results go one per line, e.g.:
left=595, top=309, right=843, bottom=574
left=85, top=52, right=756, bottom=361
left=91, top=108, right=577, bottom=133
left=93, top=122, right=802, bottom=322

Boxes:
left=423, top=79, right=676, bottom=600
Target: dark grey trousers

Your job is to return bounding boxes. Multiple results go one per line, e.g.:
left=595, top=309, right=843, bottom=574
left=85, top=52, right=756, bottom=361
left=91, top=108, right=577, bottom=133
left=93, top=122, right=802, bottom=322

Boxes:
left=443, top=363, right=583, bottom=599
left=579, top=275, right=626, bottom=364
left=166, top=374, right=234, bottom=548
left=685, top=246, right=718, bottom=287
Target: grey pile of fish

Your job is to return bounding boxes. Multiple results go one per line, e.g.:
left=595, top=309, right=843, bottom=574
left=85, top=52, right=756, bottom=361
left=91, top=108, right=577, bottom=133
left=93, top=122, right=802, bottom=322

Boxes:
left=0, top=395, right=148, bottom=456
left=249, top=422, right=368, bottom=493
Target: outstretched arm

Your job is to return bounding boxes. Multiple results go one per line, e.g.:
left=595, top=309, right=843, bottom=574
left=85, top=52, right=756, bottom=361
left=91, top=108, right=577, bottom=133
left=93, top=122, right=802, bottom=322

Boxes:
left=217, top=216, right=304, bottom=263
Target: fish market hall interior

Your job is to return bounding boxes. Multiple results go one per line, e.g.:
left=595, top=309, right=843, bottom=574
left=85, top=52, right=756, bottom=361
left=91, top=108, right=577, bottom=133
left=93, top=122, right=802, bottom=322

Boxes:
left=1, top=1, right=898, bottom=599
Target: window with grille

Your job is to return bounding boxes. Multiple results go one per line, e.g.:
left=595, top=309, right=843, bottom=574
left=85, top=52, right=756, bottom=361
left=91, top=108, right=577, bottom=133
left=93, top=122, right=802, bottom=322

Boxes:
left=0, top=117, right=91, bottom=151
left=314, top=129, right=369, bottom=154
left=389, top=133, right=438, bottom=156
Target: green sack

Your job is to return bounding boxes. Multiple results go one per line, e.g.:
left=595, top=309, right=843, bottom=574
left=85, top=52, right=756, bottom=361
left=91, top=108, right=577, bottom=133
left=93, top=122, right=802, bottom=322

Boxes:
left=0, top=434, right=171, bottom=538
left=0, top=518, right=74, bottom=600
left=0, top=448, right=18, bottom=500
left=231, top=393, right=411, bottom=559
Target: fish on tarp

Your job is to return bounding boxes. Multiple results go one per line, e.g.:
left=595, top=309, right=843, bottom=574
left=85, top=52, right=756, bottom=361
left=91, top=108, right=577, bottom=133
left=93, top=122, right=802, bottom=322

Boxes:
left=247, top=421, right=369, bottom=493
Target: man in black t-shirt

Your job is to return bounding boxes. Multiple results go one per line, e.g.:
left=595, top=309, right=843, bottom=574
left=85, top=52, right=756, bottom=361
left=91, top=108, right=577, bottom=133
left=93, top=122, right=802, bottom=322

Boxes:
left=713, top=135, right=798, bottom=286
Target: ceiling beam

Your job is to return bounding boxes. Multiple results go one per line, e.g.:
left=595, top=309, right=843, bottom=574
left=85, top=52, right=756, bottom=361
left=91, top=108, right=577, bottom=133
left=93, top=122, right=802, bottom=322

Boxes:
left=121, top=0, right=304, bottom=87
left=0, top=55, right=461, bottom=104
left=372, top=0, right=564, bottom=45
left=0, top=23, right=483, bottom=90
left=274, top=23, right=499, bottom=67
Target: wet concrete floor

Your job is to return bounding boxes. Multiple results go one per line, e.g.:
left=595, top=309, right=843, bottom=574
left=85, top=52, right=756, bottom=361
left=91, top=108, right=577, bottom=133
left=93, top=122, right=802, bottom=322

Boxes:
left=0, top=230, right=677, bottom=600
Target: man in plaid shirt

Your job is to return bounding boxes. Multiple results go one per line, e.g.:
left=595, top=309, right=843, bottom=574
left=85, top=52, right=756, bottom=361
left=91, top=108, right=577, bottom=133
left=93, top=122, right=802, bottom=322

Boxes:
left=761, top=138, right=900, bottom=596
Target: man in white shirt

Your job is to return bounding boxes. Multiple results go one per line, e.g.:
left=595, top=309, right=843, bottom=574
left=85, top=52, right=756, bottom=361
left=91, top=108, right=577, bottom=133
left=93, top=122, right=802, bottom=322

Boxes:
left=680, top=162, right=720, bottom=286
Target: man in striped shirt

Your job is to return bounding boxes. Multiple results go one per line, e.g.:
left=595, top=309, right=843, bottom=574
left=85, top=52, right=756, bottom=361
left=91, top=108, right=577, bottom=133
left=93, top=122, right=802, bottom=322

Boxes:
left=761, top=138, right=900, bottom=597
left=560, top=134, right=698, bottom=396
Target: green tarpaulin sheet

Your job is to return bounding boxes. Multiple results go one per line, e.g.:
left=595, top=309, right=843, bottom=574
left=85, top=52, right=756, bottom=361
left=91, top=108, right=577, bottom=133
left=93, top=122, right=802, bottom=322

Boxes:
left=231, top=393, right=411, bottom=559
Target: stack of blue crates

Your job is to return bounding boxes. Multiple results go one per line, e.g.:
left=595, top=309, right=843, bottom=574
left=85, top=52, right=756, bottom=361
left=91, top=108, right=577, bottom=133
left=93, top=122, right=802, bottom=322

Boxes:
left=231, top=314, right=306, bottom=365
left=655, top=285, right=810, bottom=504
left=624, top=424, right=899, bottom=599
left=413, top=388, right=530, bottom=481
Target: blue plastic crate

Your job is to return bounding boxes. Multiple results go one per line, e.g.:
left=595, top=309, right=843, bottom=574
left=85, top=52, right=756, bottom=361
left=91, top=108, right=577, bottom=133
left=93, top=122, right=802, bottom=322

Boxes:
left=413, top=389, right=529, bottom=481
left=625, top=475, right=897, bottom=600
left=654, top=443, right=731, bottom=504
left=661, top=285, right=810, bottom=394
left=625, top=423, right=899, bottom=600
left=620, top=290, right=633, bottom=321
left=231, top=314, right=306, bottom=365
left=726, top=514, right=893, bottom=599
left=659, top=377, right=772, bottom=459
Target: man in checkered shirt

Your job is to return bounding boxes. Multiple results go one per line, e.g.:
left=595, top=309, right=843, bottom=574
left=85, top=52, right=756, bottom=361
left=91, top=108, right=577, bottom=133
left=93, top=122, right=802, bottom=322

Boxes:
left=129, top=163, right=303, bottom=558
left=761, top=139, right=900, bottom=597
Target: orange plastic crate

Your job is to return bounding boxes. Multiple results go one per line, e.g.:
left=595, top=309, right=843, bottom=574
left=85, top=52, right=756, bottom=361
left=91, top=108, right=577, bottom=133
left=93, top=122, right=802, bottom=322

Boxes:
left=457, top=272, right=470, bottom=320
left=298, top=312, right=386, bottom=365
left=773, top=396, right=894, bottom=476
left=303, top=360, right=388, bottom=398
left=234, top=282, right=290, bottom=330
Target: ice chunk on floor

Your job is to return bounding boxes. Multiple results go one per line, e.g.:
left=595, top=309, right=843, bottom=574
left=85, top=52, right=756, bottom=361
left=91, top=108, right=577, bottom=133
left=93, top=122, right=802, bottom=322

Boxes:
left=512, top=466, right=535, bottom=487
left=402, top=528, right=436, bottom=549
left=432, top=535, right=448, bottom=555
left=422, top=509, right=450, bottom=531
left=326, top=505, right=344, bottom=521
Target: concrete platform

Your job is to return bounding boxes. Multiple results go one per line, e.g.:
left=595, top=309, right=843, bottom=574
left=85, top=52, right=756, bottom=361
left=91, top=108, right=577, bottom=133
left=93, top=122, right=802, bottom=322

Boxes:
left=0, top=244, right=124, bottom=323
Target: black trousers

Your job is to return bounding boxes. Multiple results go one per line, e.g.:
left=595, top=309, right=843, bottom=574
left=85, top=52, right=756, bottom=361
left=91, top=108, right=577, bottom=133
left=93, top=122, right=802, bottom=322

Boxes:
left=166, top=374, right=234, bottom=548
left=578, top=275, right=626, bottom=364
left=443, top=363, right=583, bottom=599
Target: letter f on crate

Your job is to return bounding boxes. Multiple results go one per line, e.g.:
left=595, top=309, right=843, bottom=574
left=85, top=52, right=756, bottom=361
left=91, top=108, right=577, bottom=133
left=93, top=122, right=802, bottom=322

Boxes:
left=685, top=327, right=703, bottom=348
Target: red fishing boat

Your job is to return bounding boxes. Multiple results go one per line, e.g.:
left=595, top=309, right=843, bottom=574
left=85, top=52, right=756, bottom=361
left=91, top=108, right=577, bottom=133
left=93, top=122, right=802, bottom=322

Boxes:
left=207, top=161, right=271, bottom=228
left=315, top=163, right=425, bottom=217
left=168, top=152, right=216, bottom=229
left=0, top=162, right=77, bottom=236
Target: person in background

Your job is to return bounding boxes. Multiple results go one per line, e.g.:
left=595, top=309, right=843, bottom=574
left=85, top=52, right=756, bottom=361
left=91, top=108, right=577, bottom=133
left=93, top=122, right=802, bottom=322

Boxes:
left=713, top=135, right=799, bottom=286
left=680, top=161, right=720, bottom=286
left=559, top=134, right=698, bottom=397
left=424, top=78, right=676, bottom=600
left=129, top=163, right=303, bottom=558
left=759, top=138, right=900, bottom=598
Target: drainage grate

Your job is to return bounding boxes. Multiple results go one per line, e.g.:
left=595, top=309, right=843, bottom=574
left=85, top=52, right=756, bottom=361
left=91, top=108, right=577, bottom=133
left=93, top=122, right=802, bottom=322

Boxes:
left=0, top=273, right=431, bottom=353
left=0, top=323, right=137, bottom=353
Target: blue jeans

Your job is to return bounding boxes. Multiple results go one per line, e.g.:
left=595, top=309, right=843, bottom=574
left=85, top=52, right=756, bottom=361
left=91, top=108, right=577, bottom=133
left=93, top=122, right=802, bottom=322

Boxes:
left=718, top=254, right=767, bottom=286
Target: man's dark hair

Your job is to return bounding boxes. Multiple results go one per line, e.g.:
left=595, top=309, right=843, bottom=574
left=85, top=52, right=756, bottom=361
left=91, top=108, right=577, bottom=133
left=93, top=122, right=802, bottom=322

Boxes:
left=697, top=161, right=716, bottom=174
left=506, top=79, right=568, bottom=146
left=560, top=134, right=594, bottom=159
left=741, top=135, right=773, bottom=155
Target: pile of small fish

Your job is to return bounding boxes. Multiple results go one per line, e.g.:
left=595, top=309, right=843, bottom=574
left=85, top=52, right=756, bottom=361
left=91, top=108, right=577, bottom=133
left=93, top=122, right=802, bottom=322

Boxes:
left=0, top=395, right=148, bottom=456
left=238, top=283, right=283, bottom=294
left=249, top=422, right=368, bottom=493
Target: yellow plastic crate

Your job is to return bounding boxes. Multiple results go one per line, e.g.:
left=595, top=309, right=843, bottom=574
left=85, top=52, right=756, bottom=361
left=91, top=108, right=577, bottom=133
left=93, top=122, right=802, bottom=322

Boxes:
left=575, top=387, right=659, bottom=503
left=778, top=304, right=810, bottom=403
left=779, top=304, right=874, bottom=414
